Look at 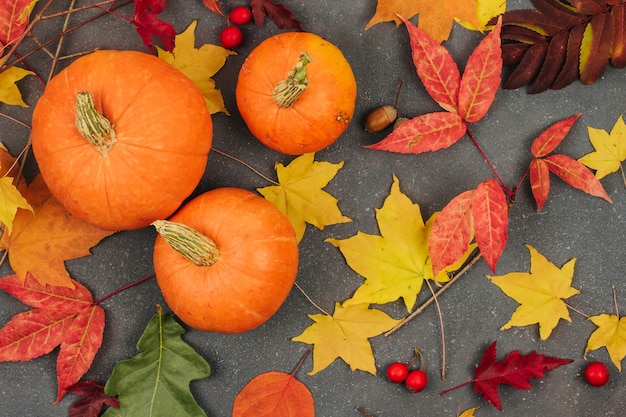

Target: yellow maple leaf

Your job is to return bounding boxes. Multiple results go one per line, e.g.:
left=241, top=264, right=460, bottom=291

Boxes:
left=0, top=66, right=34, bottom=107
left=156, top=20, right=234, bottom=114
left=579, top=115, right=626, bottom=181
left=456, top=0, right=506, bottom=32
left=585, top=314, right=626, bottom=371
left=486, top=244, right=580, bottom=340
left=327, top=175, right=476, bottom=312
left=292, top=302, right=400, bottom=375
left=366, top=0, right=481, bottom=43
left=0, top=175, right=32, bottom=234
left=1, top=175, right=115, bottom=288
left=257, top=153, right=351, bottom=242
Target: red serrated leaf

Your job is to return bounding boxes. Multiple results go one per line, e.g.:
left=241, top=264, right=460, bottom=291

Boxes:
left=530, top=113, right=582, bottom=157
left=529, top=158, right=551, bottom=211
left=544, top=154, right=613, bottom=203
left=611, top=4, right=626, bottom=67
left=569, top=0, right=605, bottom=15
left=580, top=12, right=613, bottom=85
left=0, top=309, right=75, bottom=361
left=503, top=41, right=548, bottom=90
left=502, top=43, right=531, bottom=65
left=251, top=0, right=303, bottom=31
left=500, top=9, right=566, bottom=35
left=201, top=0, right=223, bottom=16
left=232, top=371, right=314, bottom=417
left=440, top=341, right=574, bottom=410
left=399, top=15, right=460, bottom=114
left=67, top=381, right=119, bottom=417
left=365, top=112, right=466, bottom=154
left=552, top=22, right=586, bottom=89
left=131, top=0, right=176, bottom=52
left=459, top=19, right=502, bottom=123
left=472, top=179, right=508, bottom=272
left=428, top=190, right=475, bottom=276
left=531, top=0, right=585, bottom=26
left=55, top=305, right=105, bottom=403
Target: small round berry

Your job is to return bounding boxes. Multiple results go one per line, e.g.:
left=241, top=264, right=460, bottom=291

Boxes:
left=584, top=361, right=609, bottom=387
left=229, top=6, right=252, bottom=25
left=220, top=26, right=243, bottom=49
left=405, top=369, right=428, bottom=393
left=386, top=362, right=409, bottom=384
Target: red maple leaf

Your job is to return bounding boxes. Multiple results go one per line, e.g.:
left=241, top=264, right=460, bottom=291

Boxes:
left=0, top=274, right=105, bottom=404
left=131, top=0, right=176, bottom=52
left=440, top=341, right=573, bottom=410
left=250, top=0, right=303, bottom=31
left=67, top=380, right=119, bottom=417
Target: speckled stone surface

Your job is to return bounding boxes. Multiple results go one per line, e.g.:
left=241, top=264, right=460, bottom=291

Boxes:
left=1, top=1, right=625, bottom=416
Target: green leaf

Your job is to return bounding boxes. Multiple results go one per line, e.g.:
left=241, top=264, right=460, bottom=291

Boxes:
left=103, top=309, right=211, bottom=417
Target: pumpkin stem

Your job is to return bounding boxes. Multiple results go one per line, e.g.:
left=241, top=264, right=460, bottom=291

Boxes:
left=272, top=51, right=313, bottom=108
left=152, top=220, right=219, bottom=267
left=75, top=91, right=117, bottom=157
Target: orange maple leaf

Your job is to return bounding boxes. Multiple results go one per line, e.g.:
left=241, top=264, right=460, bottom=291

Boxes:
left=366, top=0, right=480, bottom=43
left=1, top=174, right=115, bottom=288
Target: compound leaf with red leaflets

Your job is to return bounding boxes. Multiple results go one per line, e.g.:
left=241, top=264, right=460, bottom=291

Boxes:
left=530, top=114, right=582, bottom=158
left=472, top=179, right=508, bottom=273
left=132, top=0, right=176, bottom=52
left=543, top=154, right=613, bottom=203
left=67, top=381, right=119, bottom=417
left=251, top=0, right=303, bottom=31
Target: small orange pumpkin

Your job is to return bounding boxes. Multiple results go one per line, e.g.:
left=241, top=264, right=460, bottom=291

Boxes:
left=236, top=32, right=357, bottom=155
left=31, top=50, right=212, bottom=231
left=152, top=187, right=299, bottom=334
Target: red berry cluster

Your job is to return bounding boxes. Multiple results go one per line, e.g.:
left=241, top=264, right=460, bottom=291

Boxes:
left=385, top=349, right=428, bottom=393
left=220, top=6, right=252, bottom=49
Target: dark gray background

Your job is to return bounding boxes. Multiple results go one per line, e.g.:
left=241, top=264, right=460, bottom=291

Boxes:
left=1, top=1, right=624, bottom=416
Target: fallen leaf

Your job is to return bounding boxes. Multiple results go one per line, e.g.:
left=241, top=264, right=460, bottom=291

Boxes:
left=472, top=178, right=508, bottom=272
left=530, top=114, right=582, bottom=158
left=529, top=158, right=550, bottom=211
left=0, top=274, right=104, bottom=404
left=326, top=175, right=475, bottom=311
left=102, top=307, right=211, bottom=417
left=0, top=0, right=38, bottom=49
left=458, top=407, right=479, bottom=417
left=257, top=153, right=351, bottom=242
left=440, top=341, right=573, bottom=410
left=544, top=154, right=613, bottom=203
left=201, top=0, right=222, bottom=15
left=457, top=0, right=506, bottom=31
left=251, top=0, right=303, bottom=31
left=486, top=244, right=579, bottom=340
left=67, top=381, right=119, bottom=417
left=232, top=371, right=314, bottom=417
left=131, top=0, right=176, bottom=52
left=157, top=20, right=234, bottom=115
left=1, top=175, right=115, bottom=288
left=585, top=313, right=626, bottom=371
left=366, top=0, right=481, bottom=43
left=0, top=175, right=32, bottom=234
left=579, top=114, right=626, bottom=180
left=0, top=66, right=35, bottom=107
left=292, top=302, right=400, bottom=375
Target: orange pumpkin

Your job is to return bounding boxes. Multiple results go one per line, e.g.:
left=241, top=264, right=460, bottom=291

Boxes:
left=236, top=32, right=357, bottom=155
left=31, top=50, right=212, bottom=231
left=152, top=187, right=299, bottom=334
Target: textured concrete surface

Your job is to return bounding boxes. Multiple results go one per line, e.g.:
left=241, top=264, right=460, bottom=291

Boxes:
left=0, top=1, right=625, bottom=416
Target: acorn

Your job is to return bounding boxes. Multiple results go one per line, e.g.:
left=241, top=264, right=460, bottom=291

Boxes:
left=364, top=105, right=398, bottom=132
left=393, top=116, right=409, bottom=130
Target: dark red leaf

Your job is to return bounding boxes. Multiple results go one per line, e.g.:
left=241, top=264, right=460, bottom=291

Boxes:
left=530, top=0, right=584, bottom=26
left=501, top=25, right=547, bottom=43
left=131, top=0, right=176, bottom=52
left=528, top=30, right=569, bottom=93
left=552, top=22, right=586, bottom=89
left=611, top=3, right=626, bottom=67
left=502, top=43, right=531, bottom=65
left=569, top=0, right=605, bottom=15
left=201, top=0, right=223, bottom=16
left=251, top=0, right=303, bottom=31
left=503, top=41, right=548, bottom=90
left=472, top=179, right=508, bottom=272
left=365, top=112, right=466, bottom=154
left=579, top=12, right=614, bottom=85
left=500, top=9, right=566, bottom=35
left=544, top=154, right=613, bottom=203
left=530, top=113, right=582, bottom=157
left=67, top=381, right=119, bottom=417
left=529, top=158, right=551, bottom=211
left=440, top=341, right=574, bottom=410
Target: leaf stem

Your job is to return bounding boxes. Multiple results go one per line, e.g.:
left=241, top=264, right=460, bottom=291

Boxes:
left=294, top=281, right=331, bottom=316
left=356, top=406, right=374, bottom=417
left=385, top=250, right=482, bottom=336
left=291, top=348, right=312, bottom=376
left=93, top=274, right=155, bottom=305
left=613, top=285, right=620, bottom=317
left=212, top=147, right=280, bottom=185
left=565, top=302, right=589, bottom=319
left=466, top=126, right=514, bottom=199
left=425, top=279, right=446, bottom=380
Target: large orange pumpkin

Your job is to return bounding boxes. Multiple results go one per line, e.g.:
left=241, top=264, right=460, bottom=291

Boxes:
left=152, top=187, right=299, bottom=334
left=31, top=50, right=212, bottom=231
left=236, top=32, right=357, bottom=155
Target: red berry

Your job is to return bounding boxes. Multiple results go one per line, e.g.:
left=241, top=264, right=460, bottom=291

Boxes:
left=220, top=26, right=243, bottom=49
left=386, top=362, right=409, bottom=384
left=229, top=6, right=252, bottom=25
left=584, top=361, right=609, bottom=387
left=405, top=369, right=428, bottom=393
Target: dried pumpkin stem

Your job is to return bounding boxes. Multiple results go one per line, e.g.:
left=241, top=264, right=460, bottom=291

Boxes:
left=75, top=91, right=117, bottom=156
left=272, top=51, right=312, bottom=108
left=152, top=220, right=220, bottom=267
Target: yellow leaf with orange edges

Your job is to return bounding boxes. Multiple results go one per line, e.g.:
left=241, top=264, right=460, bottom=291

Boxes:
left=487, top=244, right=580, bottom=340
left=292, top=302, right=400, bottom=375
left=456, top=0, right=506, bottom=32
left=0, top=66, right=34, bottom=107
left=585, top=314, right=626, bottom=371
left=0, top=176, right=32, bottom=234
left=157, top=20, right=234, bottom=114
left=258, top=153, right=351, bottom=243
left=366, top=0, right=481, bottom=43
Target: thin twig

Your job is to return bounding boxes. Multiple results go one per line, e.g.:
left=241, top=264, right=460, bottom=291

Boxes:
left=466, top=126, right=514, bottom=199
left=356, top=406, right=374, bottom=417
left=93, top=274, right=155, bottom=305
left=212, top=147, right=280, bottom=185
left=47, top=0, right=78, bottom=81
left=385, top=250, right=482, bottom=336
left=294, top=281, right=330, bottom=316
left=565, top=302, right=590, bottom=319
left=613, top=285, right=620, bottom=317
left=425, top=279, right=446, bottom=380
left=620, top=164, right=626, bottom=189
left=40, top=0, right=118, bottom=19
